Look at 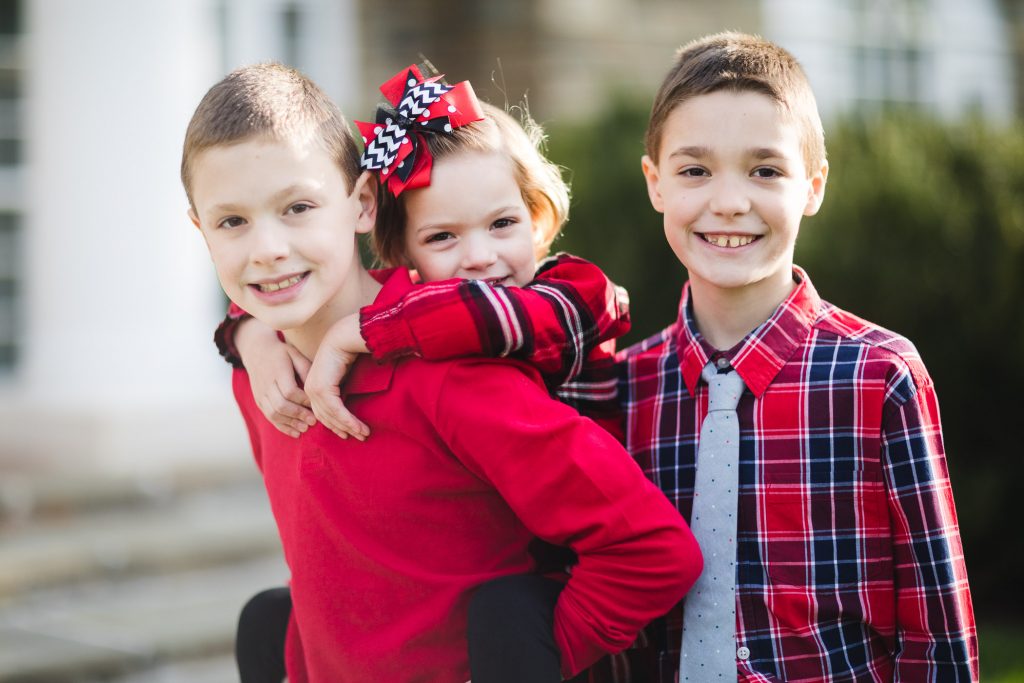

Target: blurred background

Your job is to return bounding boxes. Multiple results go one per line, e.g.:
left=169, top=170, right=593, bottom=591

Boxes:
left=0, top=0, right=1020, bottom=680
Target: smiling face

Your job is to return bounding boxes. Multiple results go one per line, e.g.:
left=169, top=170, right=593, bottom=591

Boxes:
left=190, top=136, right=374, bottom=336
left=642, top=90, right=827, bottom=307
left=401, top=150, right=538, bottom=287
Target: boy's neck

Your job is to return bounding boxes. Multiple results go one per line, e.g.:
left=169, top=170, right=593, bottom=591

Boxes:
left=283, top=266, right=382, bottom=360
left=689, top=269, right=796, bottom=352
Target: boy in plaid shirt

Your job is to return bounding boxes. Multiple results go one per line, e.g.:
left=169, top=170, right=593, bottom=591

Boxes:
left=624, top=32, right=976, bottom=680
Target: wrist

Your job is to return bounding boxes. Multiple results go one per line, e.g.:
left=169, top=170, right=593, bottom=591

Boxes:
left=235, top=318, right=277, bottom=361
left=328, top=313, right=369, bottom=355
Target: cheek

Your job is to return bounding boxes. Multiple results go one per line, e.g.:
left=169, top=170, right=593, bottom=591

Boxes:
left=663, top=191, right=697, bottom=221
left=208, top=244, right=242, bottom=279
left=211, top=257, right=245, bottom=300
left=407, top=247, right=452, bottom=281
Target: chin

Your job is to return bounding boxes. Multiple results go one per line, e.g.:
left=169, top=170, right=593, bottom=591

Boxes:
left=242, top=302, right=310, bottom=333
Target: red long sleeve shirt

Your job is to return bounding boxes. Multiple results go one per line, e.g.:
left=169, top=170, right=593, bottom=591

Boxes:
left=233, top=267, right=700, bottom=682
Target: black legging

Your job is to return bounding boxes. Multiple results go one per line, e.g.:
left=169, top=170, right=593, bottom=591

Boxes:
left=235, top=577, right=586, bottom=683
left=235, top=587, right=291, bottom=683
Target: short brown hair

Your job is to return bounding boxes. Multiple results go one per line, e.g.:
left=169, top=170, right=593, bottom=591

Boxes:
left=181, top=62, right=361, bottom=207
left=646, top=32, right=825, bottom=172
left=373, top=101, right=570, bottom=267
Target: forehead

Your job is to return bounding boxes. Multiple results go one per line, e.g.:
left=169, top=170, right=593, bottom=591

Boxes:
left=191, top=136, right=343, bottom=208
left=404, top=150, right=524, bottom=218
left=659, top=90, right=804, bottom=161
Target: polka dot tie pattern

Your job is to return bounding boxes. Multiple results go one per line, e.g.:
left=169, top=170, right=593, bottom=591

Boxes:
left=679, top=361, right=746, bottom=681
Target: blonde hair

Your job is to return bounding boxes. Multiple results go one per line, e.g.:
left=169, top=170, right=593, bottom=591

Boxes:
left=646, top=32, right=826, bottom=172
left=373, top=101, right=570, bottom=267
left=181, top=62, right=361, bottom=207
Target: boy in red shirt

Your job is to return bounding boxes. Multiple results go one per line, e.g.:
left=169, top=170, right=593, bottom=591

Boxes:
left=185, top=62, right=699, bottom=683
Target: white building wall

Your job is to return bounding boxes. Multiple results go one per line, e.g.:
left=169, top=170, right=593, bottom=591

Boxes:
left=930, top=0, right=1015, bottom=121
left=762, top=0, right=1015, bottom=123
left=0, top=0, right=358, bottom=473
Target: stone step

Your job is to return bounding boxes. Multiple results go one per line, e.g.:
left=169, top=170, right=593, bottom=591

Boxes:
left=0, top=462, right=259, bottom=526
left=108, top=654, right=237, bottom=683
left=0, top=475, right=281, bottom=600
left=0, top=555, right=287, bottom=682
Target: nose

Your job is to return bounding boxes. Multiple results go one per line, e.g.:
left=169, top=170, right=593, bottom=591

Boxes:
left=459, top=233, right=498, bottom=273
left=708, top=175, right=751, bottom=218
left=250, top=220, right=290, bottom=265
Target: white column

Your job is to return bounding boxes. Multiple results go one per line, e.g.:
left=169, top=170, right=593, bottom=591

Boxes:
left=3, top=0, right=245, bottom=472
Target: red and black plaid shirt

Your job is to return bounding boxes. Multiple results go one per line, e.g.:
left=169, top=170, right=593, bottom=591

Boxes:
left=359, top=253, right=630, bottom=426
left=620, top=267, right=977, bottom=681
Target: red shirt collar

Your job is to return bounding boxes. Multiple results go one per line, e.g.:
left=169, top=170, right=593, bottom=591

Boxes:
left=676, top=266, right=821, bottom=398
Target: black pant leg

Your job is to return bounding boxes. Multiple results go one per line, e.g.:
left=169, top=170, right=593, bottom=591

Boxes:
left=235, top=586, right=292, bottom=683
left=468, top=574, right=566, bottom=683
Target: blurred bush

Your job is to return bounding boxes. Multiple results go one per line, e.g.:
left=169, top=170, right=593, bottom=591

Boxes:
left=546, top=98, right=1024, bottom=619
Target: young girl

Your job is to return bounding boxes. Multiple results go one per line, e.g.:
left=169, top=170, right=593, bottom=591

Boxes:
left=215, top=63, right=699, bottom=683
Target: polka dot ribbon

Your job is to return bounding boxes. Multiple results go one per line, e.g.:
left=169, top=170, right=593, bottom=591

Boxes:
left=356, top=64, right=484, bottom=196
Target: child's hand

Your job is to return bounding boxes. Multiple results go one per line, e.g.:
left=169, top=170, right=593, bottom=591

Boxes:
left=306, top=313, right=370, bottom=441
left=235, top=318, right=317, bottom=438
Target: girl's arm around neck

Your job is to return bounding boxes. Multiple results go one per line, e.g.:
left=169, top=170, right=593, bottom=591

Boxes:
left=360, top=254, right=630, bottom=387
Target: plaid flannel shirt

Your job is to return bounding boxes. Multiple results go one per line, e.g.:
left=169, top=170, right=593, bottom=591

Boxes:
left=358, top=253, right=630, bottom=433
left=619, top=267, right=978, bottom=682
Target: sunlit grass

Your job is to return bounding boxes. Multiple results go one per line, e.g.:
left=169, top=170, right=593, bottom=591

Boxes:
left=980, top=621, right=1024, bottom=682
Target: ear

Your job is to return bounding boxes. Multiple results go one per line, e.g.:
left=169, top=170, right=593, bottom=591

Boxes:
left=530, top=206, right=555, bottom=253
left=351, top=171, right=378, bottom=235
left=188, top=207, right=201, bottom=230
left=641, top=155, right=665, bottom=213
left=803, top=159, right=829, bottom=216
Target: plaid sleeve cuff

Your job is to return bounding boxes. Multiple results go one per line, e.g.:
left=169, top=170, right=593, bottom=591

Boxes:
left=359, top=302, right=419, bottom=361
left=213, top=307, right=250, bottom=369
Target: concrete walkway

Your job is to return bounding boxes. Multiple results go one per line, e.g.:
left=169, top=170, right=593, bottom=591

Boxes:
left=0, top=464, right=284, bottom=682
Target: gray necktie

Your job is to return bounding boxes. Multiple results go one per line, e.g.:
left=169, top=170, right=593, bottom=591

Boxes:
left=679, top=360, right=745, bottom=681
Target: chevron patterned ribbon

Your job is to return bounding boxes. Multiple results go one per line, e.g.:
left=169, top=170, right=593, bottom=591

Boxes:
left=356, top=64, right=485, bottom=196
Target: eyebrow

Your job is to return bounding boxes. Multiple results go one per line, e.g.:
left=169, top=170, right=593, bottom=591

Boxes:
left=750, top=147, right=788, bottom=160
left=667, top=146, right=711, bottom=160
left=209, top=183, right=320, bottom=215
left=412, top=205, right=527, bottom=234
left=666, top=146, right=791, bottom=161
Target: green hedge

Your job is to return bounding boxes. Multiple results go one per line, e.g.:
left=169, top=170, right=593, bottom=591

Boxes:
left=546, top=99, right=1024, bottom=619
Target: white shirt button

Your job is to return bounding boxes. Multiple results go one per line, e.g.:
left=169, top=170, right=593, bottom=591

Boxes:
left=736, top=646, right=750, bottom=660
left=716, top=357, right=730, bottom=369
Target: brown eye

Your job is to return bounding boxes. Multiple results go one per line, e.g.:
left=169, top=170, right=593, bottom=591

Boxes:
left=219, top=216, right=246, bottom=229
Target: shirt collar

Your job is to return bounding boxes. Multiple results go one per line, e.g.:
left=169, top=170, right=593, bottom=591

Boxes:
left=676, top=266, right=821, bottom=398
left=340, top=267, right=411, bottom=397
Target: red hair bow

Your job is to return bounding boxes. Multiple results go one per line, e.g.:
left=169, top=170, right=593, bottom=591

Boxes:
left=356, top=64, right=484, bottom=196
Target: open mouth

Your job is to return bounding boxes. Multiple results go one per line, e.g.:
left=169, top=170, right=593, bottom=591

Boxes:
left=699, top=233, right=759, bottom=248
left=250, top=272, right=309, bottom=293
left=483, top=276, right=511, bottom=286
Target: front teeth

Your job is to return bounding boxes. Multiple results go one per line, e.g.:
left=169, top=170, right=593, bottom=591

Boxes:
left=704, top=234, right=755, bottom=248
left=258, top=274, right=304, bottom=292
